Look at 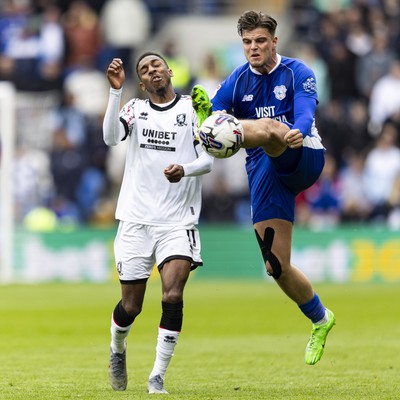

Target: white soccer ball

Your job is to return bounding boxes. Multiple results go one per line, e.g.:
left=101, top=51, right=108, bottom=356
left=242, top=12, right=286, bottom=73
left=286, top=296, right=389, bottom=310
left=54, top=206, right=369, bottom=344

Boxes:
left=199, top=113, right=244, bottom=159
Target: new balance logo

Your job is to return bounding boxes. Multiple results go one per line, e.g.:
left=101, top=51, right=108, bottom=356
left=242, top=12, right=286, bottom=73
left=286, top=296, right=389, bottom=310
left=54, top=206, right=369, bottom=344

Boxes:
left=242, top=94, right=253, bottom=101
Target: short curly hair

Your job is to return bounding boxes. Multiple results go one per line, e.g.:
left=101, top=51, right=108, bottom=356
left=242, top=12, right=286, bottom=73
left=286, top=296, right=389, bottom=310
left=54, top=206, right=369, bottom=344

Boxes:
left=237, top=10, right=277, bottom=37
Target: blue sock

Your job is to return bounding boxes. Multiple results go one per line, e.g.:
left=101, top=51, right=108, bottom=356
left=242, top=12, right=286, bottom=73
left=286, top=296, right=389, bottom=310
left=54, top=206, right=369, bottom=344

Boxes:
left=298, top=293, right=326, bottom=323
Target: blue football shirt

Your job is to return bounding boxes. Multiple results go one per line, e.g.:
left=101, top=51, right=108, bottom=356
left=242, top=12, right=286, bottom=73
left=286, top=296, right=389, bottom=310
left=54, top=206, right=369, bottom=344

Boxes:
left=211, top=54, right=325, bottom=222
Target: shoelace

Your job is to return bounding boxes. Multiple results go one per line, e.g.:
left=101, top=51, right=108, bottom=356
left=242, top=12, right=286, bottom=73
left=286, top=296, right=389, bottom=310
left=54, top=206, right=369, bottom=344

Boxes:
left=308, top=325, right=322, bottom=348
left=110, top=353, right=125, bottom=375
left=151, top=375, right=164, bottom=389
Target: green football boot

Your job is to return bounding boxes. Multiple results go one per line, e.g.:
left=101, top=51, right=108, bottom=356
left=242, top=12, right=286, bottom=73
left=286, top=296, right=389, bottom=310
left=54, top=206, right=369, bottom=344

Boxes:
left=191, top=84, right=212, bottom=127
left=305, top=309, right=336, bottom=365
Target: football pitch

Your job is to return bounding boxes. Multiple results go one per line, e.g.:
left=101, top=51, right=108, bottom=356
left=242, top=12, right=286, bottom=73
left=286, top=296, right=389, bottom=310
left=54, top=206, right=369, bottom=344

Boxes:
left=1, top=280, right=399, bottom=399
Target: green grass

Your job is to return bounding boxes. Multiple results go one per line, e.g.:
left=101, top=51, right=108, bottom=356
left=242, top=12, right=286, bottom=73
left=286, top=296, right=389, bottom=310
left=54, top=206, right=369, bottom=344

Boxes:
left=0, top=281, right=399, bottom=399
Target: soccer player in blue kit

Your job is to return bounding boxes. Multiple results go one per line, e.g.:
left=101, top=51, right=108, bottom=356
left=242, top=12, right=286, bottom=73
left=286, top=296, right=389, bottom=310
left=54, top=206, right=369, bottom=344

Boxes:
left=192, top=10, right=336, bottom=365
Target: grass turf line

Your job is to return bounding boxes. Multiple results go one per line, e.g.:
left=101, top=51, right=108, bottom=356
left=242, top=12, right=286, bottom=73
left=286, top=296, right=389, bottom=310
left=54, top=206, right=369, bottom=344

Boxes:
left=0, top=281, right=399, bottom=399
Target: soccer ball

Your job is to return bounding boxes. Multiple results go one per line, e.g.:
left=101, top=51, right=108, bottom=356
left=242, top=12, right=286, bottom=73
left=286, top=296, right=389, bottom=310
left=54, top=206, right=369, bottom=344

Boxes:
left=199, top=113, right=244, bottom=159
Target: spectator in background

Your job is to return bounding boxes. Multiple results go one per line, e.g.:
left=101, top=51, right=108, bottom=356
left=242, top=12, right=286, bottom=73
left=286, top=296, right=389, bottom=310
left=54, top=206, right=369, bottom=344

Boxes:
left=13, top=145, right=54, bottom=223
left=356, top=32, right=396, bottom=101
left=363, top=121, right=400, bottom=222
left=316, top=99, right=347, bottom=166
left=75, top=111, right=109, bottom=222
left=162, top=39, right=193, bottom=94
left=193, top=52, right=223, bottom=100
left=325, top=40, right=359, bottom=102
left=0, top=0, right=64, bottom=91
left=369, top=59, right=400, bottom=134
left=49, top=86, right=109, bottom=223
left=61, top=0, right=102, bottom=75
left=201, top=152, right=250, bottom=225
left=344, top=99, right=371, bottom=156
left=0, top=0, right=31, bottom=85
left=48, top=88, right=87, bottom=223
left=37, top=3, right=64, bottom=90
left=63, top=55, right=109, bottom=117
left=344, top=5, right=372, bottom=58
left=338, top=151, right=372, bottom=222
left=312, top=0, right=352, bottom=14
left=314, top=13, right=345, bottom=62
left=99, top=0, right=151, bottom=79
left=201, top=174, right=236, bottom=222
left=295, top=43, right=330, bottom=106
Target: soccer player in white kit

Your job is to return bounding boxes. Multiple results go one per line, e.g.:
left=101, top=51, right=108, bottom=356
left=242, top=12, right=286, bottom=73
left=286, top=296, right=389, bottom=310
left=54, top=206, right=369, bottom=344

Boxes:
left=103, top=53, right=213, bottom=394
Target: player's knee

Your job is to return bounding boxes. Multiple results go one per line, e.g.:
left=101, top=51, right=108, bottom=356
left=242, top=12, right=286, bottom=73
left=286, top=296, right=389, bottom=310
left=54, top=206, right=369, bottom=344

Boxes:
left=162, top=289, right=184, bottom=304
left=257, top=118, right=288, bottom=151
left=265, top=262, right=276, bottom=277
left=121, top=300, right=142, bottom=320
left=255, top=227, right=283, bottom=279
left=113, top=300, right=140, bottom=326
left=258, top=118, right=284, bottom=135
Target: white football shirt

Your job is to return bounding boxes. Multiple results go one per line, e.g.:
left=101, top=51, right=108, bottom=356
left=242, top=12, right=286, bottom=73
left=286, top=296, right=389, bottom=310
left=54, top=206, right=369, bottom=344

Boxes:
left=115, top=94, right=203, bottom=226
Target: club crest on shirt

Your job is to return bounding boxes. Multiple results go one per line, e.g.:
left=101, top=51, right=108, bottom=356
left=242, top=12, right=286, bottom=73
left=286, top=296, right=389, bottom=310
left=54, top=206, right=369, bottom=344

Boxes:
left=303, top=77, right=317, bottom=93
left=273, top=85, right=287, bottom=100
left=175, top=113, right=187, bottom=126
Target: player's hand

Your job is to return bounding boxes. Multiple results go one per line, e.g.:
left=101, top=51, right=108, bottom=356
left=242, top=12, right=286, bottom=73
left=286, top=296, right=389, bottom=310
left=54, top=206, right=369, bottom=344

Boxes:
left=107, top=58, right=125, bottom=89
left=284, top=129, right=303, bottom=149
left=164, top=164, right=184, bottom=183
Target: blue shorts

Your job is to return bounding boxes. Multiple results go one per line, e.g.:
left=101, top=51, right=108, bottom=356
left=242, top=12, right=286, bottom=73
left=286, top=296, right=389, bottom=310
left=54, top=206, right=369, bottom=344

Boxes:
left=246, top=146, right=325, bottom=223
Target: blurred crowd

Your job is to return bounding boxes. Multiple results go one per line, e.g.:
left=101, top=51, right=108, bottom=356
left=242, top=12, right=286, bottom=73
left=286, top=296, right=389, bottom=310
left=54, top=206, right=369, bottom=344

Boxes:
left=289, top=0, right=400, bottom=229
left=1, top=0, right=400, bottom=230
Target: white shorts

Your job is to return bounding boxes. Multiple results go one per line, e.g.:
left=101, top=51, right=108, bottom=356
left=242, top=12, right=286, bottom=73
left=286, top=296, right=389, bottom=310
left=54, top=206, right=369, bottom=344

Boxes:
left=114, top=221, right=203, bottom=282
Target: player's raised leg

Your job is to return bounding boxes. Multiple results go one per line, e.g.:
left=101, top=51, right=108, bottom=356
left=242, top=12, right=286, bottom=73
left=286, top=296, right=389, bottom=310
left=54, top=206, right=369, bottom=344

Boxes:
left=240, top=118, right=290, bottom=157
left=191, top=85, right=291, bottom=158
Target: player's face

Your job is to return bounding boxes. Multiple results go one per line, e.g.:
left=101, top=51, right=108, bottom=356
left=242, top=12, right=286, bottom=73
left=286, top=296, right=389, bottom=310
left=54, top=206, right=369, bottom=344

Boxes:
left=241, top=27, right=278, bottom=73
left=138, top=55, right=173, bottom=95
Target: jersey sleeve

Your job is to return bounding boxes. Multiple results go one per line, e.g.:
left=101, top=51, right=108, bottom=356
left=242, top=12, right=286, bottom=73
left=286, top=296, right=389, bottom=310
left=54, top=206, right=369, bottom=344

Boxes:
left=103, top=88, right=128, bottom=146
left=292, top=62, right=318, bottom=135
left=210, top=74, right=236, bottom=113
left=119, top=98, right=138, bottom=139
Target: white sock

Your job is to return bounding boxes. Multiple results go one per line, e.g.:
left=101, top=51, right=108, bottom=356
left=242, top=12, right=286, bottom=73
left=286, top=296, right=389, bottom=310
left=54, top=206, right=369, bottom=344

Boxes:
left=315, top=310, right=329, bottom=325
left=110, top=315, right=132, bottom=354
left=149, top=327, right=180, bottom=379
